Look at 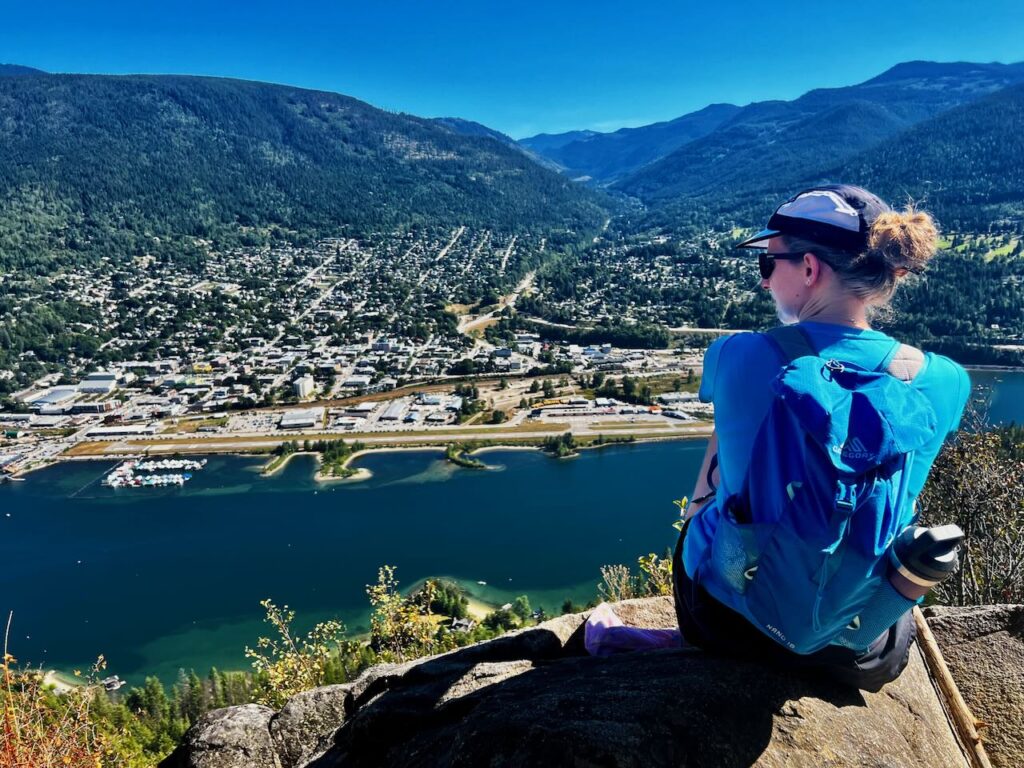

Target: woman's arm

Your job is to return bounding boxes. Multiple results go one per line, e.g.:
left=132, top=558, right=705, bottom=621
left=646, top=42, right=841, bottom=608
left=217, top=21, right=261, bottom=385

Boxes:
left=685, top=430, right=719, bottom=521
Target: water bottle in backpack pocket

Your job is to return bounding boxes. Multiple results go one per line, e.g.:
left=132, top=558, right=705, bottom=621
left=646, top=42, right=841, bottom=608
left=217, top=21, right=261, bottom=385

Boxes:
left=834, top=523, right=964, bottom=650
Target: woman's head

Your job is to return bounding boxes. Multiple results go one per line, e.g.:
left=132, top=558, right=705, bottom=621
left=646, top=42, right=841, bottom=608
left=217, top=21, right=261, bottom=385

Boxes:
left=737, top=185, right=939, bottom=325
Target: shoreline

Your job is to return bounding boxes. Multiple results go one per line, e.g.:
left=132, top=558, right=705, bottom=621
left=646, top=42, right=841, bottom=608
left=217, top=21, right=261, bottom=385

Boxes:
left=260, top=450, right=305, bottom=477
left=14, top=429, right=713, bottom=480
left=966, top=364, right=1024, bottom=372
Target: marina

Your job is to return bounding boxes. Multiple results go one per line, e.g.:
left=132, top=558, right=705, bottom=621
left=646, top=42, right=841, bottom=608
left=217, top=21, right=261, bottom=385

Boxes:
left=101, top=458, right=208, bottom=488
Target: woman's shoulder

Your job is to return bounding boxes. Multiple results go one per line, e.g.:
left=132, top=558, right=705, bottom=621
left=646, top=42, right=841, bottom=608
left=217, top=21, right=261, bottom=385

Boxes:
left=922, top=351, right=971, bottom=398
left=706, top=331, right=778, bottom=357
left=704, top=332, right=780, bottom=372
left=700, top=332, right=783, bottom=402
left=914, top=351, right=972, bottom=433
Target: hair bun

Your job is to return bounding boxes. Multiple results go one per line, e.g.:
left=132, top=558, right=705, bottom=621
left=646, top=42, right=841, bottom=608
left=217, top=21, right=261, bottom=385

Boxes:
left=867, top=206, right=938, bottom=276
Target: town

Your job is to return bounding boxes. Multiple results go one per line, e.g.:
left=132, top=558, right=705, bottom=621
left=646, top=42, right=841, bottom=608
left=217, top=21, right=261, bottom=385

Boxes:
left=0, top=227, right=734, bottom=475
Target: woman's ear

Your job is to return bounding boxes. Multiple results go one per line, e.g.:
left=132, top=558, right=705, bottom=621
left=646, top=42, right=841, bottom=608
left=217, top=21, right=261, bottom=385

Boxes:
left=803, top=252, right=822, bottom=286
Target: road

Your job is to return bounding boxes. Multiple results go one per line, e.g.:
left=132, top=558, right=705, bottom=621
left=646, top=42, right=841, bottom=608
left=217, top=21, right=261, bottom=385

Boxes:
left=457, top=270, right=536, bottom=338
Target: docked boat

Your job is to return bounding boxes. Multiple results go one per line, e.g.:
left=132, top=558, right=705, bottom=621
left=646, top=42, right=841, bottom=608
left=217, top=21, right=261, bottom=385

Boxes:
left=102, top=458, right=205, bottom=489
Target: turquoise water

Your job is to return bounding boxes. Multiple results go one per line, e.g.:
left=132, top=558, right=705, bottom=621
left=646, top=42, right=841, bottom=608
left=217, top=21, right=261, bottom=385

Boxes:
left=1, top=442, right=705, bottom=684
left=967, top=369, right=1024, bottom=426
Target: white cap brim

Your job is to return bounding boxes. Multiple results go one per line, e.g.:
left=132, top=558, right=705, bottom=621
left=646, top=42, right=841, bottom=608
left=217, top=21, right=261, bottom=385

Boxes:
left=735, top=229, right=781, bottom=249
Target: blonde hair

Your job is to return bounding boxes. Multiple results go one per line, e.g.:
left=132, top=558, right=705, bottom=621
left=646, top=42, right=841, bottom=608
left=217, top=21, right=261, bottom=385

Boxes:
left=785, top=204, right=939, bottom=309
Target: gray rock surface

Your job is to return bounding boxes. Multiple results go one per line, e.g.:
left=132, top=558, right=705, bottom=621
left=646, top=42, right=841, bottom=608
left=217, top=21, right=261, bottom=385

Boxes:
left=162, top=704, right=280, bottom=768
left=271, top=684, right=353, bottom=768
left=163, top=598, right=970, bottom=768
left=925, top=604, right=1024, bottom=768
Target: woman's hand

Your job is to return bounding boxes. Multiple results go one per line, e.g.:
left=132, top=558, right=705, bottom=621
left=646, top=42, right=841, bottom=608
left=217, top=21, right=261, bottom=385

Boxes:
left=685, top=430, right=719, bottom=520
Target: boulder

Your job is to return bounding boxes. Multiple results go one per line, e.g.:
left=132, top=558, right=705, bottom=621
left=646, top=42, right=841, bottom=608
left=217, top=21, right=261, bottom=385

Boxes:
left=271, top=684, right=353, bottom=768
left=164, top=598, right=971, bottom=768
left=161, top=704, right=279, bottom=768
left=925, top=604, right=1024, bottom=768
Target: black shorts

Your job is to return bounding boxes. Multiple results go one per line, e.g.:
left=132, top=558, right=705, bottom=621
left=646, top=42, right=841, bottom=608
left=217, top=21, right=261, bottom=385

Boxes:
left=672, top=520, right=916, bottom=693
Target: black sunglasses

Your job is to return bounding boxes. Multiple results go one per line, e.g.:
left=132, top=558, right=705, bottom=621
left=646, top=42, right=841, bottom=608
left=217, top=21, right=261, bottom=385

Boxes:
left=757, top=251, right=807, bottom=280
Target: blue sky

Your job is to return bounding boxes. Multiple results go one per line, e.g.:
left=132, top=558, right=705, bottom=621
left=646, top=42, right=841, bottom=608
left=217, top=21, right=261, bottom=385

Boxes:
left=3, top=0, right=1024, bottom=138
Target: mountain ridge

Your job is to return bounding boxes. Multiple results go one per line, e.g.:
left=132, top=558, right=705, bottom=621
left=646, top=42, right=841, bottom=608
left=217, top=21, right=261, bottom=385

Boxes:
left=520, top=103, right=741, bottom=183
left=518, top=60, right=1024, bottom=197
left=0, top=63, right=47, bottom=77
left=0, top=72, right=608, bottom=270
left=614, top=59, right=1024, bottom=205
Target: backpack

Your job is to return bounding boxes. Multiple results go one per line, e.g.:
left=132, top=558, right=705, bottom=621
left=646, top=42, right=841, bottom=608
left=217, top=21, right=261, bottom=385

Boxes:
left=695, top=325, right=938, bottom=654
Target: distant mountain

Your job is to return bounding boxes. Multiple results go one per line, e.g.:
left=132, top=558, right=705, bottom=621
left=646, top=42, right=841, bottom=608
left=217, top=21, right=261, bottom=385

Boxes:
left=0, top=64, right=46, bottom=77
left=616, top=60, right=1024, bottom=205
left=519, top=130, right=599, bottom=157
left=520, top=104, right=740, bottom=182
left=0, top=74, right=608, bottom=269
left=825, top=81, right=1024, bottom=229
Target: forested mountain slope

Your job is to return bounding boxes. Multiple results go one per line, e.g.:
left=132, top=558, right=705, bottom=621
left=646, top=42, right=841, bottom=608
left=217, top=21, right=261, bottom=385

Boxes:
left=0, top=73, right=608, bottom=271
left=827, top=81, right=1024, bottom=230
left=615, top=61, right=1024, bottom=205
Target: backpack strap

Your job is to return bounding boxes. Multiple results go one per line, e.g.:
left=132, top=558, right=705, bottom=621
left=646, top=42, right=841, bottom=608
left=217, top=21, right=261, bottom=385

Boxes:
left=885, top=344, right=925, bottom=383
left=767, top=326, right=925, bottom=383
left=764, top=325, right=817, bottom=365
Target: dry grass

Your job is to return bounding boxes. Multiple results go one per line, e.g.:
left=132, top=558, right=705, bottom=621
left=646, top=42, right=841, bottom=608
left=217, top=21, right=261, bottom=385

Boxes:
left=2, top=613, right=109, bottom=767
left=444, top=302, right=478, bottom=315
left=169, top=417, right=229, bottom=434
left=593, top=421, right=669, bottom=430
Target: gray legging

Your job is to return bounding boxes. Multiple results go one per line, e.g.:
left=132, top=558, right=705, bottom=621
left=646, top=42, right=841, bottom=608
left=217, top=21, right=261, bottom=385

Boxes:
left=672, top=521, right=916, bottom=693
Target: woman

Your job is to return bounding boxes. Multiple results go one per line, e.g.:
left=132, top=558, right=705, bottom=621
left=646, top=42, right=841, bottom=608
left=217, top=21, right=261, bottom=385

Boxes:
left=673, top=184, right=970, bottom=691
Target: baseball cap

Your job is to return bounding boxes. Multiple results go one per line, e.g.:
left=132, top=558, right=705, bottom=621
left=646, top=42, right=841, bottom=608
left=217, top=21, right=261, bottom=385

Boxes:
left=736, top=184, right=892, bottom=253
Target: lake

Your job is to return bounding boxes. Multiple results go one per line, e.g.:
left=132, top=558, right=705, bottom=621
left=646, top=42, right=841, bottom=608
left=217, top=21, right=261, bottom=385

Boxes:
left=2, top=369, right=1020, bottom=686
left=967, top=368, right=1024, bottom=426
left=1, top=441, right=705, bottom=684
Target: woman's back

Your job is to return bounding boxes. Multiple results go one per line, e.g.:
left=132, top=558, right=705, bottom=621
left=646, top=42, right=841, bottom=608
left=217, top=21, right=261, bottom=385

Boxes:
left=685, top=321, right=971, bottom=578
left=674, top=184, right=971, bottom=690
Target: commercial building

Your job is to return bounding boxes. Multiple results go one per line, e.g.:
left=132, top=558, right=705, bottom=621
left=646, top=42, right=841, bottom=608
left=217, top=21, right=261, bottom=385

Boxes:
left=80, top=371, right=119, bottom=394
left=279, top=408, right=324, bottom=430
left=30, top=387, right=78, bottom=409
left=343, top=374, right=373, bottom=389
left=658, top=392, right=698, bottom=405
left=380, top=401, right=406, bottom=421
left=293, top=375, right=315, bottom=399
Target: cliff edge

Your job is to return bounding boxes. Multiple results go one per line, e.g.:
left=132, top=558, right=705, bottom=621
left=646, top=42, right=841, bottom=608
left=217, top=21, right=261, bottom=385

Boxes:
left=161, top=597, right=1013, bottom=768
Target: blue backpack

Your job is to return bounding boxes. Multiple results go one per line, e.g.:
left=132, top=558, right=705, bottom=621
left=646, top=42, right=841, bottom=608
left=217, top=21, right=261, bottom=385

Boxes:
left=696, top=326, right=938, bottom=654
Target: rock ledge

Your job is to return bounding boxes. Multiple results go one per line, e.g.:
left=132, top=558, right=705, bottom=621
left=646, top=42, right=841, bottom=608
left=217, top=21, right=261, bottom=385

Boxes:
left=163, top=597, right=973, bottom=768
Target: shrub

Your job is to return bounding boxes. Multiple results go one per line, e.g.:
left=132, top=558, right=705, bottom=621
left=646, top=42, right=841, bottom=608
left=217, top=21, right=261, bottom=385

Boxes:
left=598, top=564, right=640, bottom=602
left=244, top=600, right=348, bottom=708
left=918, top=414, right=1024, bottom=605
left=366, top=566, right=447, bottom=662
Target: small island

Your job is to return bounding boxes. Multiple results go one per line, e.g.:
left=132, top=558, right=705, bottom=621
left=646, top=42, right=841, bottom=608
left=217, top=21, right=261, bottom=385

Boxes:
left=445, top=443, right=489, bottom=470
left=263, top=438, right=368, bottom=481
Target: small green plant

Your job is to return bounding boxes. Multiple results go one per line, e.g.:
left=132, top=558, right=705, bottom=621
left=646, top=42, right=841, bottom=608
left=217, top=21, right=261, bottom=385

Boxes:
left=244, top=600, right=347, bottom=708
left=366, top=566, right=444, bottom=662
left=598, top=564, right=640, bottom=602
left=637, top=552, right=673, bottom=597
